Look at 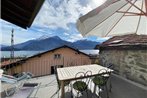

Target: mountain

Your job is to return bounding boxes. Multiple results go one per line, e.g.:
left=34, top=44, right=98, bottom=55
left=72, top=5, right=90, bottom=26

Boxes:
left=1, top=36, right=100, bottom=51
left=73, top=40, right=100, bottom=50
left=0, top=44, right=8, bottom=48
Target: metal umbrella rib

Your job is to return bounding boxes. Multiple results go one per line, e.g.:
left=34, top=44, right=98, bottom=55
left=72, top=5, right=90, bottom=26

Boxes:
left=76, top=0, right=147, bottom=37
left=105, top=0, right=137, bottom=37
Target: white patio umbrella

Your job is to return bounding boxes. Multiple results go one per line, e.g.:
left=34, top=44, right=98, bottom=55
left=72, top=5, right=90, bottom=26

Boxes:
left=77, top=0, right=147, bottom=37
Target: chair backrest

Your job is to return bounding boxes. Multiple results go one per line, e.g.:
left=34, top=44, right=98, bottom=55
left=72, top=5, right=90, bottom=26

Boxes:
left=98, top=69, right=107, bottom=74
left=97, top=69, right=109, bottom=86
left=16, top=72, right=32, bottom=81
left=85, top=70, right=92, bottom=76
left=1, top=72, right=33, bottom=84
left=84, top=70, right=92, bottom=84
left=0, top=75, right=17, bottom=84
left=73, top=72, right=86, bottom=92
left=75, top=72, right=85, bottom=81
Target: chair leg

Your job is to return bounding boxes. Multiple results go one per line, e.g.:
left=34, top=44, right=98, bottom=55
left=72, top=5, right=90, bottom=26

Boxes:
left=109, top=81, right=112, bottom=92
left=94, top=86, right=98, bottom=98
left=105, top=85, right=109, bottom=98
left=68, top=84, right=70, bottom=91
left=86, top=90, right=89, bottom=98
left=77, top=91, right=80, bottom=98
left=98, top=86, right=101, bottom=98
left=71, top=87, right=73, bottom=98
left=58, top=90, right=59, bottom=98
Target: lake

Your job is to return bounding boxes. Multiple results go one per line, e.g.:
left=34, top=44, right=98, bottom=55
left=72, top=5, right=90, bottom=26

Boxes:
left=0, top=51, right=44, bottom=58
left=0, top=50, right=99, bottom=58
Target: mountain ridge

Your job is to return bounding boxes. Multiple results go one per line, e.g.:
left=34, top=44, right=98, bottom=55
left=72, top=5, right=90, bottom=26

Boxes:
left=1, top=36, right=101, bottom=51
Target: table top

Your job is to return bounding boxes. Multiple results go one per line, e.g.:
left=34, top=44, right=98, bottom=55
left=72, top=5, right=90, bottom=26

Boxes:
left=57, top=64, right=113, bottom=81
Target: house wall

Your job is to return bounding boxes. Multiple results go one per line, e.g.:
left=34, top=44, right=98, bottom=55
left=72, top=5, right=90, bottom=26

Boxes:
left=90, top=56, right=100, bottom=64
left=99, top=49, right=147, bottom=86
left=10, top=47, right=91, bottom=77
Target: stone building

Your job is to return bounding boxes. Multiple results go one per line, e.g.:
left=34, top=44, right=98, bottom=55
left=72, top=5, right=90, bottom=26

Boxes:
left=96, top=34, right=147, bottom=98
left=98, top=34, right=147, bottom=86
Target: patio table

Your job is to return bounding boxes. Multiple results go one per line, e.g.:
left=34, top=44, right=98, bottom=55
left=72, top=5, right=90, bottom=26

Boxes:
left=57, top=64, right=113, bottom=98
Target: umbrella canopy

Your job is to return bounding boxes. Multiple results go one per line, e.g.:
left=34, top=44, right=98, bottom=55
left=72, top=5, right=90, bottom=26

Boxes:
left=77, top=0, right=147, bottom=37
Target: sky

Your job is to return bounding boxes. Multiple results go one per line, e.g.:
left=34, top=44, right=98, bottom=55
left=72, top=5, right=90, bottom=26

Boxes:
left=0, top=0, right=109, bottom=45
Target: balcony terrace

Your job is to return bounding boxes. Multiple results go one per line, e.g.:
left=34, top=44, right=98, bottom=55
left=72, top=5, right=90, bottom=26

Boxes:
left=1, top=70, right=147, bottom=98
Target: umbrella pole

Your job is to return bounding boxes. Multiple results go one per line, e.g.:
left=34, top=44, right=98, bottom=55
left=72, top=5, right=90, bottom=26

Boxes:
left=145, top=0, right=147, bottom=16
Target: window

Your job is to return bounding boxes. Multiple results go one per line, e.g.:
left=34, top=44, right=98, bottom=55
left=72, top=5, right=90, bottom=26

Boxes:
left=54, top=54, right=61, bottom=59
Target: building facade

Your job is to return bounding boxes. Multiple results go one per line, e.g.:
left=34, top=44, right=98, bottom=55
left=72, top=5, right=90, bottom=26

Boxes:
left=97, top=34, right=147, bottom=98
left=2, top=45, right=91, bottom=77
left=98, top=34, right=147, bottom=86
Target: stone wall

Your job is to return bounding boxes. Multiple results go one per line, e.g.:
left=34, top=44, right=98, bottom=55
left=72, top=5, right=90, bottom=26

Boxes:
left=99, top=49, right=147, bottom=86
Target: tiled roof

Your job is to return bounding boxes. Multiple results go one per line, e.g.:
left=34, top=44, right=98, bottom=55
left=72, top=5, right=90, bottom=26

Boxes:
left=1, top=59, right=21, bottom=67
left=100, top=34, right=147, bottom=47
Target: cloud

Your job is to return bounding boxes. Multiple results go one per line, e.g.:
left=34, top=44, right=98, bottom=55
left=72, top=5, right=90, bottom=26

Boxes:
left=0, top=20, right=43, bottom=45
left=67, top=33, right=85, bottom=42
left=63, top=32, right=70, bottom=36
left=32, top=0, right=99, bottom=30
left=96, top=37, right=110, bottom=42
left=1, top=0, right=106, bottom=45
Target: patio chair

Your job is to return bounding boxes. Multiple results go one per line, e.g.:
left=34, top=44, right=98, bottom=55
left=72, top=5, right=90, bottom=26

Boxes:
left=0, top=72, right=32, bottom=97
left=92, top=69, right=111, bottom=98
left=72, top=71, right=92, bottom=98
